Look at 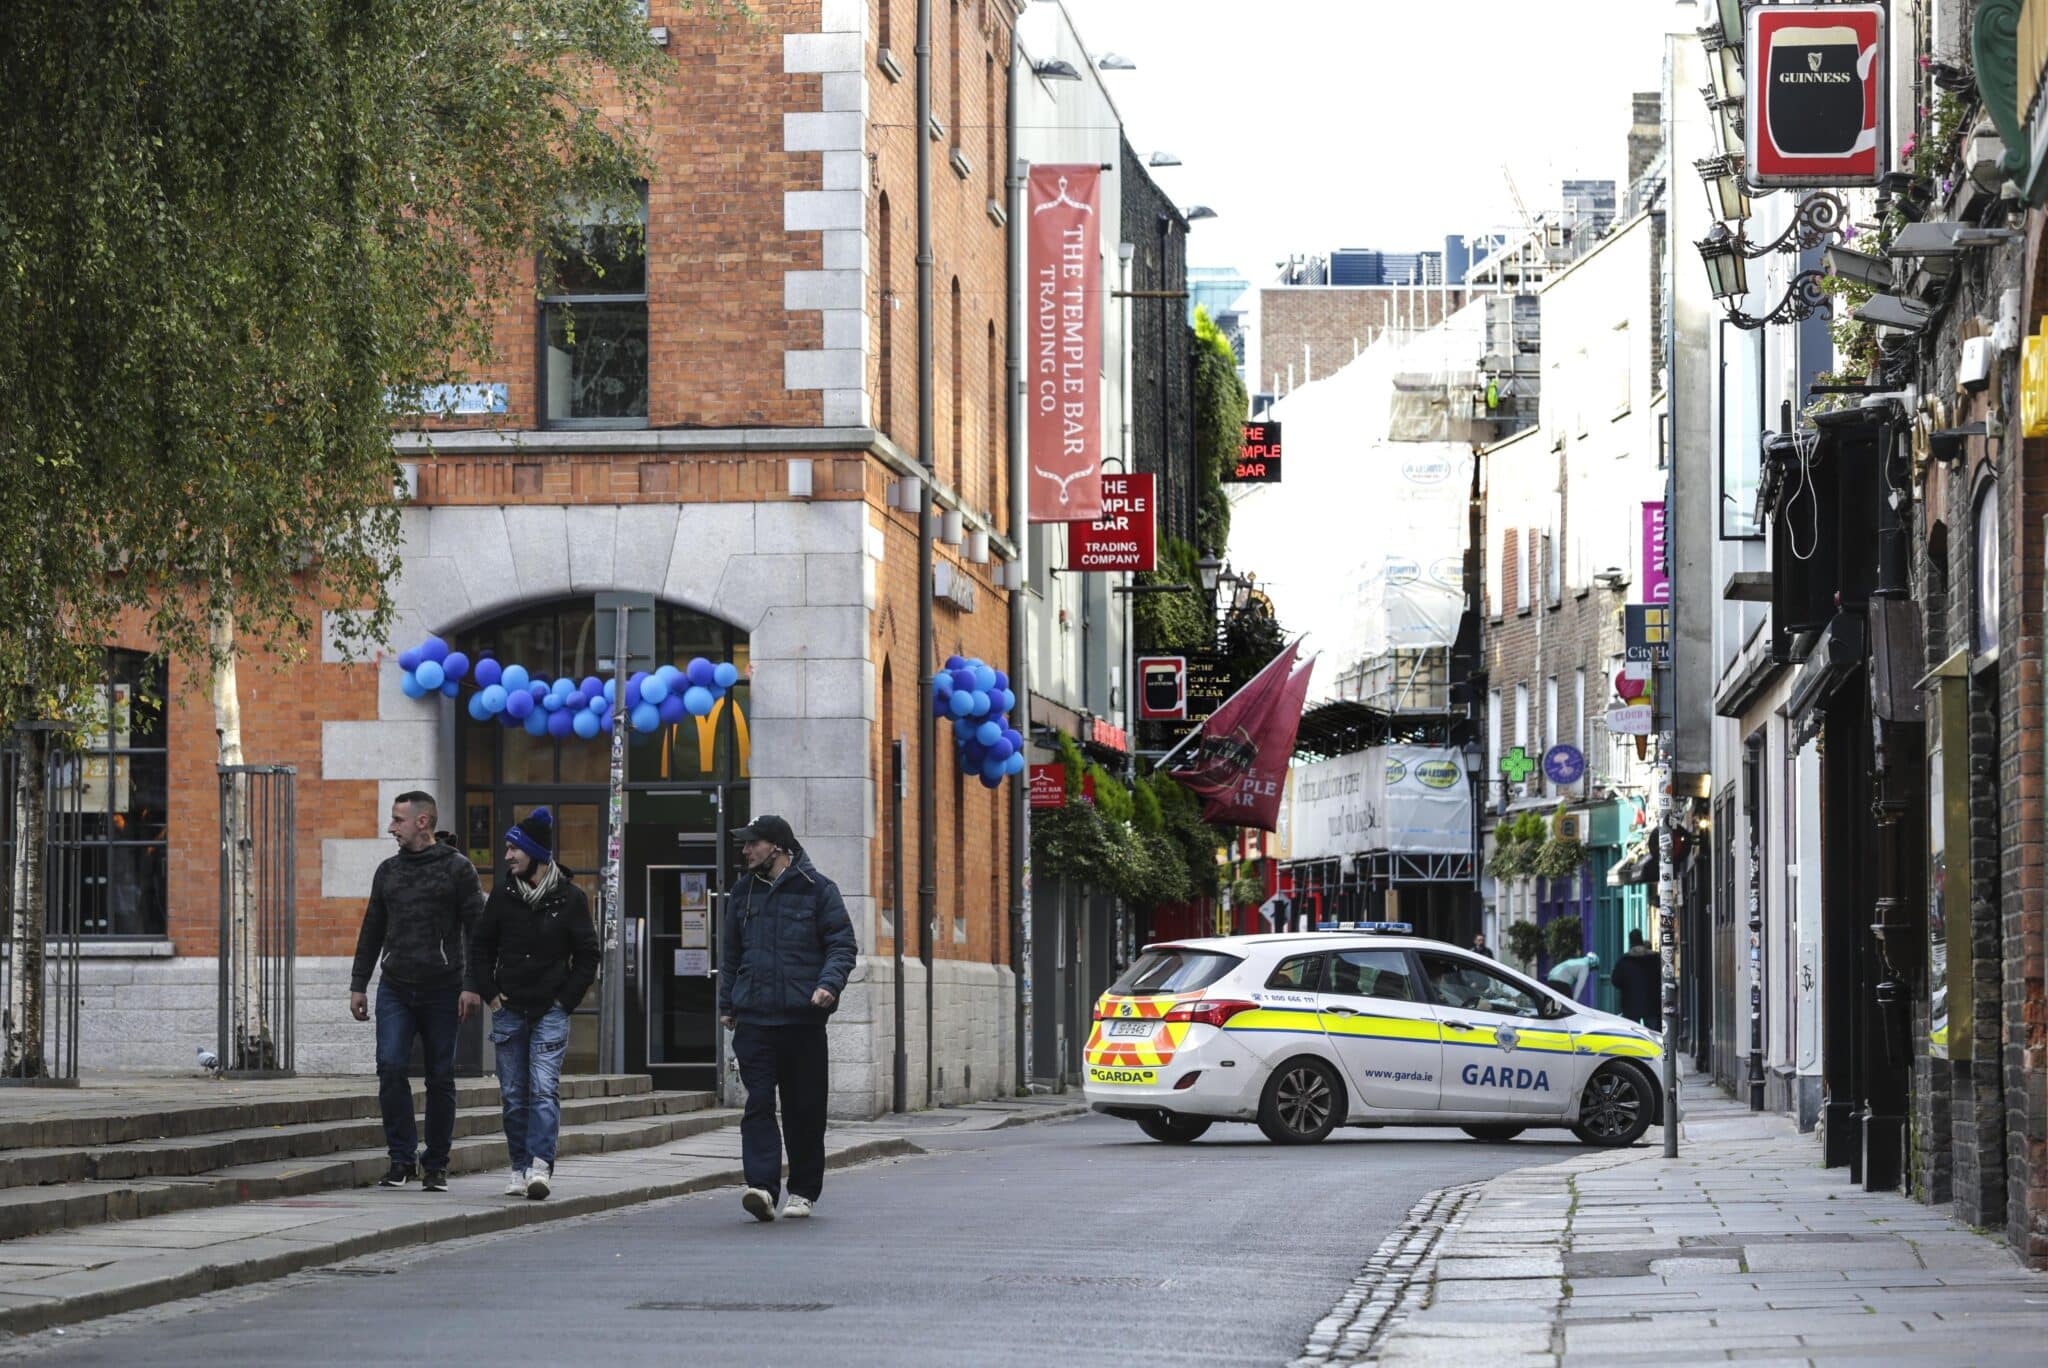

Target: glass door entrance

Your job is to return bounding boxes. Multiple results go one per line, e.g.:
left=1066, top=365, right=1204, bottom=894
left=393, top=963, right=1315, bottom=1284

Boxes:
left=625, top=786, right=745, bottom=1090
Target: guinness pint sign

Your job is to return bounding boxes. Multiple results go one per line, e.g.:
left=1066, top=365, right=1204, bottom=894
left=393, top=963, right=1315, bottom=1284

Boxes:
left=1744, top=4, right=1885, bottom=188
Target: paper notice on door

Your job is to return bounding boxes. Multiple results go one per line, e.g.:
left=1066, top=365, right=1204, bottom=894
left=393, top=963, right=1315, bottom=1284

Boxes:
left=675, top=948, right=711, bottom=977
left=681, top=910, right=708, bottom=949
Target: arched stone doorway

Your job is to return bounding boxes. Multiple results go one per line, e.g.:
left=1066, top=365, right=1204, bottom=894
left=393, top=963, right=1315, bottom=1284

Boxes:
left=453, top=595, right=750, bottom=1090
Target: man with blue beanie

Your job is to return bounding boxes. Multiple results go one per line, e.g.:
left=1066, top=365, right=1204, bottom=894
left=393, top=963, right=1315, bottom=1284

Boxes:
left=468, top=807, right=597, bottom=1199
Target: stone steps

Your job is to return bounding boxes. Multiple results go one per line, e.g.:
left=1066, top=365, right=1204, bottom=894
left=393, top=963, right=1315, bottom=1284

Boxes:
left=0, top=1072, right=654, bottom=1152
left=0, top=1097, right=735, bottom=1242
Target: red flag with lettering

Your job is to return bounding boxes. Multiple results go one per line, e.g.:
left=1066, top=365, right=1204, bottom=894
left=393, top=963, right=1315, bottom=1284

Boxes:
left=1165, top=641, right=1315, bottom=831
left=1026, top=165, right=1103, bottom=522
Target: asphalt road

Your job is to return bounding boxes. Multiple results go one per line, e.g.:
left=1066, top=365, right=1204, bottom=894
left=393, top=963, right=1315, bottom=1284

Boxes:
left=12, top=1115, right=1573, bottom=1367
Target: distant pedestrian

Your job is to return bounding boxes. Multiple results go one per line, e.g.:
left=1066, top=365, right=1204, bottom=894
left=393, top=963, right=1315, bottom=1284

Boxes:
left=1546, top=950, right=1600, bottom=1004
left=719, top=815, right=857, bottom=1223
left=469, top=808, right=597, bottom=1201
left=1610, top=930, right=1662, bottom=1029
left=350, top=791, right=484, bottom=1192
left=1471, top=932, right=1493, bottom=960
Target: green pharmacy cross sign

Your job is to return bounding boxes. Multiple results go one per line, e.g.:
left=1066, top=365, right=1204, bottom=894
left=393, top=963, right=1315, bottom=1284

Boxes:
left=1499, top=746, right=1537, bottom=783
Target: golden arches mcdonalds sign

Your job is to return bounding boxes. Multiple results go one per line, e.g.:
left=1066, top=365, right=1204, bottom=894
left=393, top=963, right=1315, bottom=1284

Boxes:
left=1744, top=4, right=1885, bottom=189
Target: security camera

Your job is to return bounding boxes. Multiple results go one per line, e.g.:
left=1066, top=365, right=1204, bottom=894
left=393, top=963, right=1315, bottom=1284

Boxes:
left=1592, top=567, right=1629, bottom=590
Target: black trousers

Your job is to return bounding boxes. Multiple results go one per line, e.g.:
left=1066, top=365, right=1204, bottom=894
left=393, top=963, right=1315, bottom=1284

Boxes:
left=732, top=1021, right=829, bottom=1202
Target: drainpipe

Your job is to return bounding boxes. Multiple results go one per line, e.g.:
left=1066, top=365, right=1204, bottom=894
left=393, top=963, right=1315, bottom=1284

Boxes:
left=916, top=0, right=938, bottom=1108
left=1005, top=42, right=1031, bottom=1093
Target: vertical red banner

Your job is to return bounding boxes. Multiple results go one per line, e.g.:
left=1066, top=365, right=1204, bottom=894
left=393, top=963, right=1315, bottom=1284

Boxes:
left=1027, top=165, right=1103, bottom=522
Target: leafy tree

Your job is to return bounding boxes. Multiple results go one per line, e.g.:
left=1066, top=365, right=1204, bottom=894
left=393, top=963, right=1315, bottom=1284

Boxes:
left=1191, top=307, right=1247, bottom=557
left=0, top=0, right=678, bottom=1075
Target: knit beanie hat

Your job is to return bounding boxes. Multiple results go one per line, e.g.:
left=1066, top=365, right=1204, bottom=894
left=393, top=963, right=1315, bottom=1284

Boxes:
left=506, top=808, right=554, bottom=865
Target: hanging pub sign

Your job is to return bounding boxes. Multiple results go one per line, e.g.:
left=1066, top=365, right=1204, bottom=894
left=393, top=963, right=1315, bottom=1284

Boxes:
left=1027, top=164, right=1104, bottom=522
left=1229, top=420, right=1282, bottom=484
left=1067, top=472, right=1156, bottom=572
left=1744, top=4, right=1885, bottom=189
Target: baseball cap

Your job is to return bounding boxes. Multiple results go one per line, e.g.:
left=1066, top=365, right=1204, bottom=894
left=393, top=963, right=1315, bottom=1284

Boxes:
left=732, top=814, right=798, bottom=852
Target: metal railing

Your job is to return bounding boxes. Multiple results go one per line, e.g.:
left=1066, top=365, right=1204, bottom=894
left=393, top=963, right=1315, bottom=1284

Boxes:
left=1, top=725, right=85, bottom=1086
left=217, top=765, right=296, bottom=1075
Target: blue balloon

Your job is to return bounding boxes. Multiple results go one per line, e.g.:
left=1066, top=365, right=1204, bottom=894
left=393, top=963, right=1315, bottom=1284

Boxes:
left=713, top=662, right=739, bottom=689
left=542, top=690, right=563, bottom=713
left=970, top=690, right=992, bottom=717
left=414, top=659, right=445, bottom=690
left=993, top=670, right=1010, bottom=692
left=441, top=679, right=460, bottom=697
left=600, top=711, right=615, bottom=733
left=948, top=690, right=975, bottom=717
left=963, top=740, right=988, bottom=767
left=658, top=693, right=688, bottom=726
left=502, top=664, right=530, bottom=692
left=480, top=685, right=507, bottom=714
left=466, top=693, right=490, bottom=722
left=567, top=687, right=591, bottom=713
left=443, top=651, right=470, bottom=682
left=951, top=669, right=975, bottom=693
left=523, top=709, right=549, bottom=736
left=932, top=671, right=954, bottom=694
left=990, top=737, right=1014, bottom=762
left=1004, top=751, right=1027, bottom=776
left=473, top=658, right=502, bottom=688
left=505, top=689, right=534, bottom=719
left=1000, top=689, right=1017, bottom=714
left=683, top=685, right=715, bottom=717
left=399, top=670, right=426, bottom=699
left=979, top=772, right=1004, bottom=790
left=529, top=680, right=549, bottom=699
left=626, top=671, right=647, bottom=708
left=687, top=657, right=716, bottom=687
left=945, top=654, right=965, bottom=670
left=952, top=715, right=976, bottom=740
left=641, top=673, right=670, bottom=704
left=588, top=691, right=607, bottom=712
left=631, top=703, right=662, bottom=734
left=973, top=665, right=996, bottom=693
left=655, top=664, right=682, bottom=686
left=976, top=720, right=1001, bottom=747
left=579, top=675, right=601, bottom=699
left=603, top=678, right=617, bottom=703
left=398, top=647, right=422, bottom=673
left=420, top=636, right=449, bottom=663
left=1003, top=728, right=1024, bottom=751
left=572, top=710, right=600, bottom=740
left=546, top=709, right=574, bottom=738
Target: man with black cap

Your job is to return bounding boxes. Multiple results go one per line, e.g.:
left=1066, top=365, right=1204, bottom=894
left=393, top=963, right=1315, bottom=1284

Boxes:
left=719, top=813, right=858, bottom=1222
left=468, top=807, right=598, bottom=1200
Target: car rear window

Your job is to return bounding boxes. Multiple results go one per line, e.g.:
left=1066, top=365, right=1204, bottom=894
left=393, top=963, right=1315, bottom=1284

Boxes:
left=1110, top=949, right=1242, bottom=996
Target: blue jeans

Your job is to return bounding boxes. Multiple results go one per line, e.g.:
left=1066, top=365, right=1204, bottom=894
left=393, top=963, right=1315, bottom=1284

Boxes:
left=491, top=1004, right=570, bottom=1170
left=374, top=980, right=459, bottom=1169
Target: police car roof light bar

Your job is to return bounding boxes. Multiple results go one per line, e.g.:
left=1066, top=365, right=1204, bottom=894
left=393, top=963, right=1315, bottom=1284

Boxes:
left=1315, top=921, right=1413, bottom=934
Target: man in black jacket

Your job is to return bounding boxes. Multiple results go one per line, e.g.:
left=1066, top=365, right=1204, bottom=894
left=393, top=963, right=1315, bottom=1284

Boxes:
left=1610, top=929, right=1662, bottom=1029
left=468, top=808, right=597, bottom=1200
left=718, top=814, right=857, bottom=1223
left=349, top=791, right=484, bottom=1192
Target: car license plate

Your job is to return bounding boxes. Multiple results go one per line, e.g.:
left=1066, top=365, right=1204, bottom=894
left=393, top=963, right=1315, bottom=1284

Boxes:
left=1106, top=1019, right=1156, bottom=1038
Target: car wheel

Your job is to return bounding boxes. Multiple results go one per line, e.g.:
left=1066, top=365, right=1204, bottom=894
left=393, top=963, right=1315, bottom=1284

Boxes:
left=1460, top=1124, right=1524, bottom=1143
left=1571, top=1063, right=1654, bottom=1147
left=1136, top=1113, right=1213, bottom=1144
left=1257, top=1057, right=1343, bottom=1144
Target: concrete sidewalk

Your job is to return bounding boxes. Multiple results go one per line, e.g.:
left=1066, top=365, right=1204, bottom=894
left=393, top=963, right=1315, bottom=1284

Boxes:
left=1352, top=1083, right=2048, bottom=1366
left=0, top=1090, right=1085, bottom=1338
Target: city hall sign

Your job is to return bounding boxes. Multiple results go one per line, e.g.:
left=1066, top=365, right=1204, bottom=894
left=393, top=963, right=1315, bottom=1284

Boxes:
left=1744, top=3, right=1885, bottom=189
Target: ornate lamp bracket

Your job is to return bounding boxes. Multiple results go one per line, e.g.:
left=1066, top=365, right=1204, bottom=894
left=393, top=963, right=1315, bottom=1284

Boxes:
left=1725, top=271, right=1832, bottom=331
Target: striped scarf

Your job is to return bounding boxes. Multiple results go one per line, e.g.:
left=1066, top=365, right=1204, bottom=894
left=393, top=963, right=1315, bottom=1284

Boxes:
left=515, top=859, right=562, bottom=906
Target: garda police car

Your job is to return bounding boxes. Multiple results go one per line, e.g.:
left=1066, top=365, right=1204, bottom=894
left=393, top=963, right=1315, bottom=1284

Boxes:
left=1082, top=925, right=1664, bottom=1147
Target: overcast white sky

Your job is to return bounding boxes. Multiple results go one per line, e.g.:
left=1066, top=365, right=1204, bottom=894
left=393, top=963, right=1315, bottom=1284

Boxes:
left=1058, top=0, right=1694, bottom=282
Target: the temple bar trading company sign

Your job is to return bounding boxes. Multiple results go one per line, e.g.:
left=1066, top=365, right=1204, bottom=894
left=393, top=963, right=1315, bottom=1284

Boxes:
left=1744, top=3, right=1885, bottom=189
left=1229, top=420, right=1282, bottom=484
left=1067, top=472, right=1156, bottom=572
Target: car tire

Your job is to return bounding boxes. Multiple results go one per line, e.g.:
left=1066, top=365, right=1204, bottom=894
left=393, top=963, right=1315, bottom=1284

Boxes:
left=1136, top=1113, right=1213, bottom=1144
left=1571, top=1062, right=1655, bottom=1147
left=1257, top=1057, right=1343, bottom=1145
left=1460, top=1124, right=1525, bottom=1143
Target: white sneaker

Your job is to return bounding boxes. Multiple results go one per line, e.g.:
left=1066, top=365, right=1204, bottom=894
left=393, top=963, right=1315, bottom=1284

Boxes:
left=781, top=1195, right=813, bottom=1219
left=525, top=1159, right=552, bottom=1200
left=741, top=1187, right=777, bottom=1222
left=503, top=1167, right=528, bottom=1196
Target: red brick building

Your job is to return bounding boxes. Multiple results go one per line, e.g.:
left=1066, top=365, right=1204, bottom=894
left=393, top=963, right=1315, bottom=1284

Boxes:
left=71, top=0, right=1026, bottom=1116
